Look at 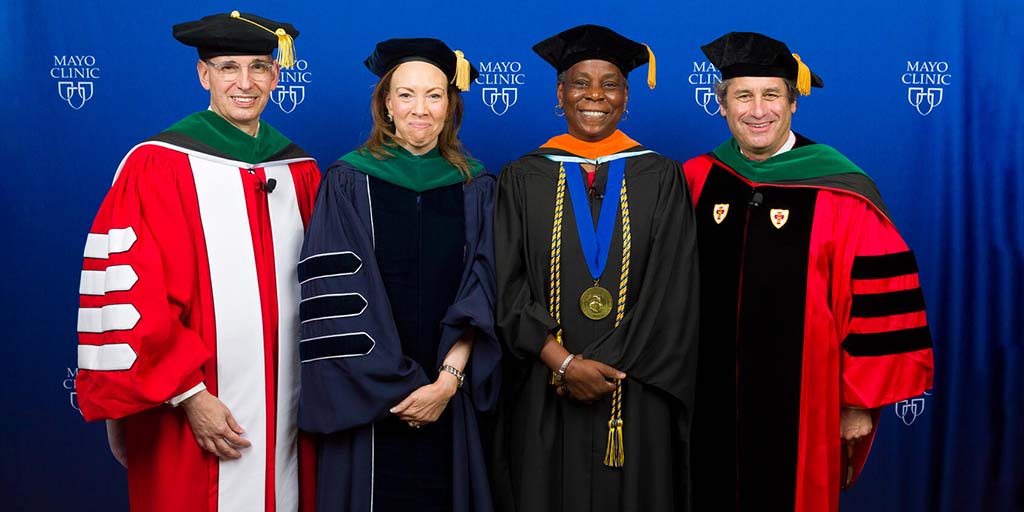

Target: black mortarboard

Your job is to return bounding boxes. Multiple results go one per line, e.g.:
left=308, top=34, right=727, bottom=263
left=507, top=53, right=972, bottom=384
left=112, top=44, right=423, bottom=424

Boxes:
left=701, top=32, right=823, bottom=95
left=173, top=11, right=299, bottom=68
left=364, top=38, right=479, bottom=92
left=533, top=24, right=656, bottom=89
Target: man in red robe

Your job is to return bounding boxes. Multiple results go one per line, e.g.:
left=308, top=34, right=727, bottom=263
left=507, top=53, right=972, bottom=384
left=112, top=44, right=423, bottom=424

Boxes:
left=74, top=11, right=319, bottom=511
left=683, top=32, right=934, bottom=512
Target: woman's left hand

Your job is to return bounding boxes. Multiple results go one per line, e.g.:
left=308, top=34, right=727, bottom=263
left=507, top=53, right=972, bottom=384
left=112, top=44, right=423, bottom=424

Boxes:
left=390, top=373, right=460, bottom=428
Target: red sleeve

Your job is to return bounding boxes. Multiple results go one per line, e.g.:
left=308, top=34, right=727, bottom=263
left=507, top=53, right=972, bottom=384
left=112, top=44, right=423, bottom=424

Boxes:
left=682, top=154, right=715, bottom=207
left=832, top=194, right=934, bottom=409
left=75, top=145, right=211, bottom=421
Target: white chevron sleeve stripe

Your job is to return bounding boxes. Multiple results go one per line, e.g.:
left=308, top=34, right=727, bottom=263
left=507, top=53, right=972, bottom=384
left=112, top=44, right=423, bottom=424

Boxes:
left=79, top=265, right=139, bottom=296
left=83, top=227, right=138, bottom=260
left=104, top=265, right=139, bottom=292
left=78, top=343, right=138, bottom=371
left=77, top=304, right=141, bottom=333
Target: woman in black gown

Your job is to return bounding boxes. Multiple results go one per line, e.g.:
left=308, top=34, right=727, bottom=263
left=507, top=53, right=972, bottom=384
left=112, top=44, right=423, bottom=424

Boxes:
left=490, top=25, right=699, bottom=512
left=297, top=38, right=500, bottom=512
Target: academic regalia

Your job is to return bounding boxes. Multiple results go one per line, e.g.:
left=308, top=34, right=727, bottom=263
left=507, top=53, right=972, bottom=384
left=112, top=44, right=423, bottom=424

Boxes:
left=297, top=144, right=500, bottom=512
left=683, top=134, right=935, bottom=512
left=491, top=130, right=699, bottom=512
left=75, top=109, right=320, bottom=512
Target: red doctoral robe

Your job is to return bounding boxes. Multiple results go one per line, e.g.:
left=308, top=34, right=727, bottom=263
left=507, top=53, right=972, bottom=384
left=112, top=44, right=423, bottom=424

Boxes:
left=683, top=139, right=934, bottom=512
left=75, top=118, right=320, bottom=511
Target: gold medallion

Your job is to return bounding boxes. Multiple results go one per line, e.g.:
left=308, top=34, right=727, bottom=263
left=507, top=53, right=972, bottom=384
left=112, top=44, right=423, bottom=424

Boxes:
left=580, top=286, right=613, bottom=320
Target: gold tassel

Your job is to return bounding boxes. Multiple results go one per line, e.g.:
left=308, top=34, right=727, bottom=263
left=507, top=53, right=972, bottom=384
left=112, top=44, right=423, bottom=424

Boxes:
left=230, top=10, right=297, bottom=69
left=453, top=50, right=471, bottom=91
left=275, top=28, right=296, bottom=69
left=603, top=417, right=625, bottom=467
left=644, top=44, right=656, bottom=90
left=792, top=53, right=811, bottom=96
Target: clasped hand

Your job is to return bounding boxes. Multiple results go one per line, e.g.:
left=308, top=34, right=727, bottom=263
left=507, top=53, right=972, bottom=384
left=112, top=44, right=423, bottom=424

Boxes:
left=556, top=355, right=626, bottom=402
left=390, top=373, right=460, bottom=428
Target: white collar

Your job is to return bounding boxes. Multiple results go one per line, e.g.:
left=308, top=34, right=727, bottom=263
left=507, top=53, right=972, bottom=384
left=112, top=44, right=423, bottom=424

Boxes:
left=739, top=130, right=797, bottom=159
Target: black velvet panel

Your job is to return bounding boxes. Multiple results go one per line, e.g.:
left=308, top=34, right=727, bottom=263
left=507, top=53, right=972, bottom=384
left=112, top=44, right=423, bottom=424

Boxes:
left=851, top=288, right=927, bottom=318
left=734, top=184, right=817, bottom=512
left=851, top=251, right=919, bottom=279
left=299, top=332, right=375, bottom=361
left=297, top=251, right=362, bottom=283
left=368, top=177, right=463, bottom=512
left=299, top=293, right=368, bottom=322
left=843, top=326, right=933, bottom=356
left=691, top=166, right=749, bottom=509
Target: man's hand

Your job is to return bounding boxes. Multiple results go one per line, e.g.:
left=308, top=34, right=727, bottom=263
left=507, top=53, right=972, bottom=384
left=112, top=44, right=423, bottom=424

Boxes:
left=106, top=418, right=127, bottom=468
left=181, top=390, right=251, bottom=459
left=840, top=407, right=874, bottom=443
left=390, top=373, right=459, bottom=428
left=557, top=355, right=625, bottom=402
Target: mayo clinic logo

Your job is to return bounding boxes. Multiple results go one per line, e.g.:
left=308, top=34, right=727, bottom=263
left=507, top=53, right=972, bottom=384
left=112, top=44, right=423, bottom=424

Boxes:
left=271, top=59, right=312, bottom=114
left=894, top=391, right=932, bottom=426
left=63, top=367, right=80, bottom=413
left=476, top=61, right=525, bottom=116
left=902, top=61, right=951, bottom=116
left=689, top=61, right=721, bottom=116
left=51, top=55, right=100, bottom=110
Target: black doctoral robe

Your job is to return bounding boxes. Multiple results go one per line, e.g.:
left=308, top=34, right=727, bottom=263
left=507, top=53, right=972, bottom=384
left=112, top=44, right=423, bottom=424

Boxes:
left=491, top=132, right=699, bottom=512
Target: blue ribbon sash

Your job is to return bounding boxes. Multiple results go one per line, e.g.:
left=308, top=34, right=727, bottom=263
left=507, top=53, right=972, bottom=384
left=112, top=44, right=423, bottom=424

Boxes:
left=562, top=159, right=625, bottom=282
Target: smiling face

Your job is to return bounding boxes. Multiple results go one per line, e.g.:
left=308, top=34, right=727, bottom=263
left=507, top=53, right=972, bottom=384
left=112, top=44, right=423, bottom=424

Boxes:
left=719, top=76, right=797, bottom=161
left=558, top=59, right=628, bottom=142
left=385, top=60, right=449, bottom=155
left=198, top=55, right=279, bottom=136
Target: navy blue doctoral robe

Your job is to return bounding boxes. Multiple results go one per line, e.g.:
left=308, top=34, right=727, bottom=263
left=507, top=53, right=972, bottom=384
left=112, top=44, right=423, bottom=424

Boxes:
left=297, top=162, right=500, bottom=512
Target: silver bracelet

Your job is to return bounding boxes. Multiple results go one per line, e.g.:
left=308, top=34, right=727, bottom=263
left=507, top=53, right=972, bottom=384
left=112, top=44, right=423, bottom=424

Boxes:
left=439, top=364, right=465, bottom=388
left=555, top=354, right=576, bottom=382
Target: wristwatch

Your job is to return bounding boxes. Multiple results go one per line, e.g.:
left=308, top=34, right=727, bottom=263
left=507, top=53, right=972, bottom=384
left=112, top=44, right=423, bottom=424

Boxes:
left=439, top=364, right=465, bottom=388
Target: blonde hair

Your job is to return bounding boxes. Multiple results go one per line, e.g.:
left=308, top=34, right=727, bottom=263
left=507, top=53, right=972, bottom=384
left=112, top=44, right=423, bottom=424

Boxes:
left=360, top=65, right=475, bottom=180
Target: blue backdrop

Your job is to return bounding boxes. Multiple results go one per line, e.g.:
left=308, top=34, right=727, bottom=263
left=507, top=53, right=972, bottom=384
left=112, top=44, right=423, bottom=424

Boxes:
left=2, top=1, right=1021, bottom=510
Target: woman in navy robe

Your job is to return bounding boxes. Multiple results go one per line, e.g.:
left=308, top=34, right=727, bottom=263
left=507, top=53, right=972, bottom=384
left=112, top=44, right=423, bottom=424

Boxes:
left=297, top=38, right=499, bottom=512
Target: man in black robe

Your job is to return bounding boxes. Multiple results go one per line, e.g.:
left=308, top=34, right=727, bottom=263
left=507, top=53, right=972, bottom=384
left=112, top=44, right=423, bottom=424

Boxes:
left=491, top=25, right=699, bottom=512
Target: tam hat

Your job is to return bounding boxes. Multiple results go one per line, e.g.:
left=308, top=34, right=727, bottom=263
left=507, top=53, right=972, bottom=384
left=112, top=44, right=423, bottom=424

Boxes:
left=701, top=31, right=823, bottom=95
left=173, top=10, right=299, bottom=68
left=364, top=38, right=479, bottom=92
left=533, top=24, right=657, bottom=89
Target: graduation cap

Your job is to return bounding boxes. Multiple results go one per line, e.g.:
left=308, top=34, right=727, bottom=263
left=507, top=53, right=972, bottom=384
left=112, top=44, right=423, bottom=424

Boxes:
left=173, top=10, right=299, bottom=68
left=364, top=38, right=479, bottom=92
left=533, top=24, right=657, bottom=89
left=701, top=31, right=822, bottom=95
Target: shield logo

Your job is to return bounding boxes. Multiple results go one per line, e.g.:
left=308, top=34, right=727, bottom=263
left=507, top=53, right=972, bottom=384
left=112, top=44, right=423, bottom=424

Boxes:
left=894, top=397, right=925, bottom=425
left=695, top=87, right=720, bottom=116
left=907, top=87, right=944, bottom=116
left=770, top=209, right=789, bottom=229
left=69, top=391, right=80, bottom=412
left=482, top=87, right=518, bottom=116
left=58, top=81, right=94, bottom=110
left=271, top=85, right=306, bottom=114
left=713, top=203, right=729, bottom=224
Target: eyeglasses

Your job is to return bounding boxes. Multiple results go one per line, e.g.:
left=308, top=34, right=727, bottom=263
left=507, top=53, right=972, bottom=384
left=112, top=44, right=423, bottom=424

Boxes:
left=203, top=60, right=275, bottom=81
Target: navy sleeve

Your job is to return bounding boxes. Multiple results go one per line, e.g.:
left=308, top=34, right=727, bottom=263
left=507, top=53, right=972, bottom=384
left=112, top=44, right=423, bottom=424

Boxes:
left=437, top=174, right=502, bottom=412
left=297, top=162, right=429, bottom=434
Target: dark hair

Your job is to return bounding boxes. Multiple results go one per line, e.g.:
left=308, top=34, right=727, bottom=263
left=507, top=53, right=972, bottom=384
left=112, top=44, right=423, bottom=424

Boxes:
left=360, top=65, right=474, bottom=180
left=715, top=77, right=798, bottom=107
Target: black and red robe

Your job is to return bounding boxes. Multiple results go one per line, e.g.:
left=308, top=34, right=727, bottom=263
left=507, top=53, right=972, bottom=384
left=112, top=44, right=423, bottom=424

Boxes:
left=682, top=135, right=934, bottom=512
